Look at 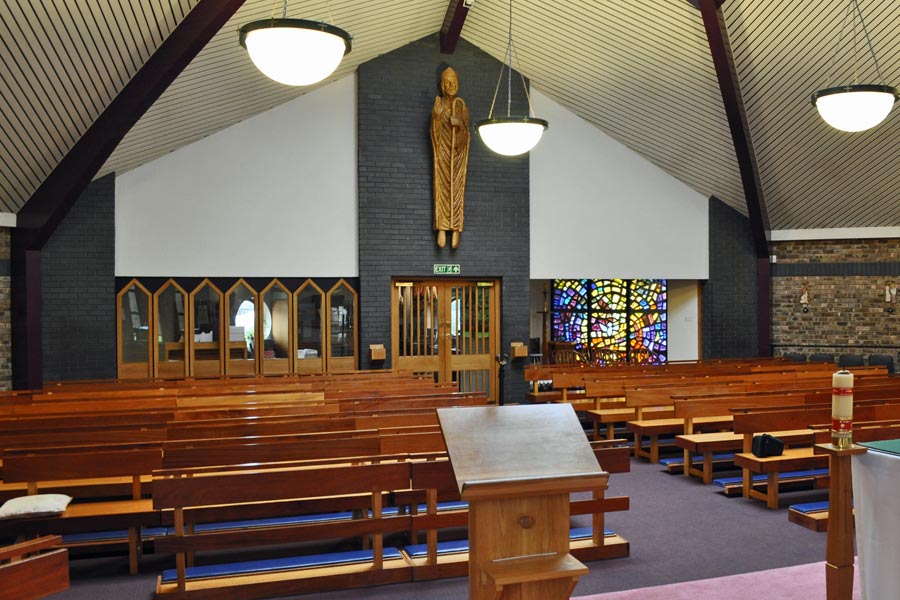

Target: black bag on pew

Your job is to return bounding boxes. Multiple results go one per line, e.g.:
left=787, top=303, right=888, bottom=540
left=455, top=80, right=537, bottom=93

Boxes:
left=752, top=433, right=784, bottom=458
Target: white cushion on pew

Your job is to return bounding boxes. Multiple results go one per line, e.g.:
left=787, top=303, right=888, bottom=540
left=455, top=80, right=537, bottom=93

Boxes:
left=0, top=494, right=72, bottom=519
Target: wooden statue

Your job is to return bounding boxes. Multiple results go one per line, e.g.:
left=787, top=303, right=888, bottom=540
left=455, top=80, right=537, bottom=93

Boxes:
left=431, top=67, right=470, bottom=249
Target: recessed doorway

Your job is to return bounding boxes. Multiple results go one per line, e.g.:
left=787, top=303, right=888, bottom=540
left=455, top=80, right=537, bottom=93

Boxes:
left=391, top=279, right=500, bottom=402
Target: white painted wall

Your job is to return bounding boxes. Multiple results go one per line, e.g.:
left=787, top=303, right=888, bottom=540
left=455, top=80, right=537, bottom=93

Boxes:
left=529, top=89, right=708, bottom=280
left=116, top=75, right=358, bottom=277
left=667, top=280, right=700, bottom=361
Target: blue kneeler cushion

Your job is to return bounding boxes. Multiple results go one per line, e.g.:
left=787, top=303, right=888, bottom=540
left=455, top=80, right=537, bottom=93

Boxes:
left=713, top=468, right=829, bottom=488
left=403, top=538, right=470, bottom=558
left=416, top=500, right=468, bottom=512
left=62, top=526, right=169, bottom=544
left=789, top=501, right=830, bottom=514
left=161, top=548, right=404, bottom=582
left=168, top=511, right=355, bottom=535
left=659, top=453, right=735, bottom=467
left=402, top=527, right=615, bottom=558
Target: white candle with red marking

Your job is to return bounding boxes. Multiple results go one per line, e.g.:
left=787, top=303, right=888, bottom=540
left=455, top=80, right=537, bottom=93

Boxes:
left=832, top=370, right=853, bottom=448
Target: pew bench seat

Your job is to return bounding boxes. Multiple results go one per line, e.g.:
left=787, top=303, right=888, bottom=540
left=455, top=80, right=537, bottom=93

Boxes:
left=585, top=406, right=673, bottom=441
left=731, top=445, right=831, bottom=508
left=787, top=500, right=855, bottom=533
left=0, top=498, right=160, bottom=536
left=712, top=469, right=830, bottom=500
left=0, top=497, right=161, bottom=573
left=627, top=416, right=731, bottom=463
left=659, top=452, right=735, bottom=481
left=674, top=429, right=817, bottom=483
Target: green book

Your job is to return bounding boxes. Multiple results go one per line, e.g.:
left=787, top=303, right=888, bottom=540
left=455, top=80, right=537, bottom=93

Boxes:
left=860, top=438, right=900, bottom=457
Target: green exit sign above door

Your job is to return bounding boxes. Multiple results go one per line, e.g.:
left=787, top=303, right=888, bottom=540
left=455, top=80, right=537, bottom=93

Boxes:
left=433, top=264, right=461, bottom=275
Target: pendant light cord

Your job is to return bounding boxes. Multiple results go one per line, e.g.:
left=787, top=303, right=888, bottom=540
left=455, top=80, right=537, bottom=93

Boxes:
left=271, top=0, right=335, bottom=24
left=852, top=0, right=886, bottom=83
left=825, top=0, right=886, bottom=88
left=506, top=0, right=513, bottom=118
left=486, top=0, right=538, bottom=119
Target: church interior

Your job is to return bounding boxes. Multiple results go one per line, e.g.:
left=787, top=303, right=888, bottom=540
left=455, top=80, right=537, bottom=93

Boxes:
left=1, top=1, right=900, bottom=599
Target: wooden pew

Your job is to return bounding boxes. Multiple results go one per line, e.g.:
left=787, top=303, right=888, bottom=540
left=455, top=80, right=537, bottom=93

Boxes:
left=165, top=411, right=442, bottom=441
left=623, top=367, right=890, bottom=464
left=162, top=431, right=383, bottom=470
left=152, top=461, right=413, bottom=599
left=0, top=536, right=69, bottom=600
left=402, top=442, right=632, bottom=581
left=788, top=419, right=900, bottom=532
left=0, top=443, right=164, bottom=573
left=668, top=378, right=900, bottom=482
left=671, top=393, right=824, bottom=483
left=730, top=401, right=900, bottom=508
left=579, top=365, right=876, bottom=443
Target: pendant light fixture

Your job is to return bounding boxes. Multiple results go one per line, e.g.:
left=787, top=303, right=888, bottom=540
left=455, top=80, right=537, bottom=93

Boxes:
left=476, top=0, right=548, bottom=156
left=239, top=0, right=351, bottom=87
left=811, top=0, right=897, bottom=132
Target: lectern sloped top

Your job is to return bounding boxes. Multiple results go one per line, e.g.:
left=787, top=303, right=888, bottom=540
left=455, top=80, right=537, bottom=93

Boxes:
left=437, top=404, right=608, bottom=500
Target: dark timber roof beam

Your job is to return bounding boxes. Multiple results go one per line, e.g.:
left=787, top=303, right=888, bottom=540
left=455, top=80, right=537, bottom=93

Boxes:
left=694, top=0, right=770, bottom=259
left=15, top=0, right=248, bottom=248
left=440, top=0, right=472, bottom=54
left=693, top=0, right=772, bottom=356
left=11, top=0, right=248, bottom=389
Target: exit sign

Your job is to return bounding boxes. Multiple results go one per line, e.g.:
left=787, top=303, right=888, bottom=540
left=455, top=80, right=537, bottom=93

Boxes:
left=433, top=264, right=461, bottom=275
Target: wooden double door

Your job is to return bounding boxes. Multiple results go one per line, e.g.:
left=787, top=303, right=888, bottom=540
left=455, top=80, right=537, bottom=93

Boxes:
left=391, top=279, right=499, bottom=402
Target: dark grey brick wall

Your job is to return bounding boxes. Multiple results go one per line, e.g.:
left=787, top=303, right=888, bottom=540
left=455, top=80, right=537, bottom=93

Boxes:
left=41, top=173, right=116, bottom=381
left=358, top=34, right=530, bottom=404
left=701, top=196, right=759, bottom=358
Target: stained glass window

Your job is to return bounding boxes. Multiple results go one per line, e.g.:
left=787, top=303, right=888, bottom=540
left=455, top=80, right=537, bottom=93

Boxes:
left=551, top=279, right=667, bottom=365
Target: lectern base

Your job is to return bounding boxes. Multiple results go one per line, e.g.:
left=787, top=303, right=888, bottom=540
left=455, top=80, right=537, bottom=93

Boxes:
left=469, top=493, right=586, bottom=600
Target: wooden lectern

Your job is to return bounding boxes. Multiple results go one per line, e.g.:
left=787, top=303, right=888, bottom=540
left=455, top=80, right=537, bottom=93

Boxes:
left=437, top=404, right=609, bottom=600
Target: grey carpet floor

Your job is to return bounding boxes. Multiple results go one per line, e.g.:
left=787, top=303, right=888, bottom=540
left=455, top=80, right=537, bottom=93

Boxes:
left=58, top=458, right=830, bottom=600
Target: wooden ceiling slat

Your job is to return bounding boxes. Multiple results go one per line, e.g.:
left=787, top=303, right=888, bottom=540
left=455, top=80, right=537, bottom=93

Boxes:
left=726, top=0, right=900, bottom=229
left=27, top=4, right=98, bottom=128
left=3, top=0, right=900, bottom=228
left=0, top=8, right=77, bottom=151
left=37, top=2, right=106, bottom=116
left=61, top=2, right=120, bottom=97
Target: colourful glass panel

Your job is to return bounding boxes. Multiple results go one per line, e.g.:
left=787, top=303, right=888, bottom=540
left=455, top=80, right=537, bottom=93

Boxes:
left=552, top=279, right=589, bottom=311
left=551, top=279, right=667, bottom=364
left=551, top=311, right=589, bottom=356
left=590, top=312, right=627, bottom=365
left=592, top=279, right=628, bottom=312
left=630, top=279, right=667, bottom=312
left=630, top=311, right=667, bottom=364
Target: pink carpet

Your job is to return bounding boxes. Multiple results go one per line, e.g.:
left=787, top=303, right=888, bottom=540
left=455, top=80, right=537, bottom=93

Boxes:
left=574, top=561, right=862, bottom=600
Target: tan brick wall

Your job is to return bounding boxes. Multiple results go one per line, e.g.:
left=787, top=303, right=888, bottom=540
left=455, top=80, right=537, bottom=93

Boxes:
left=772, top=239, right=900, bottom=362
left=774, top=239, right=900, bottom=263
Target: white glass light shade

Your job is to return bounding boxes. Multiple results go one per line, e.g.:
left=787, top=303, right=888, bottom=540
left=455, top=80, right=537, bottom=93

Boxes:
left=812, top=84, right=898, bottom=132
left=476, top=118, right=549, bottom=156
left=240, top=19, right=351, bottom=87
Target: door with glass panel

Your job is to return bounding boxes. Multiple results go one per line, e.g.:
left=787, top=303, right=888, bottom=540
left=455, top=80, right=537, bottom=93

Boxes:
left=117, top=279, right=153, bottom=379
left=391, top=279, right=498, bottom=401
left=154, top=279, right=188, bottom=379
left=260, top=279, right=292, bottom=375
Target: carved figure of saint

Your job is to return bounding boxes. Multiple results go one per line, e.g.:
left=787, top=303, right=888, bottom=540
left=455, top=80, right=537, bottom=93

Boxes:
left=431, top=67, right=470, bottom=249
